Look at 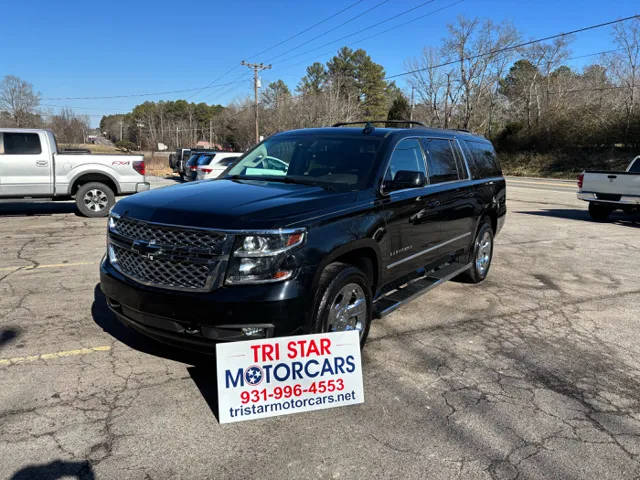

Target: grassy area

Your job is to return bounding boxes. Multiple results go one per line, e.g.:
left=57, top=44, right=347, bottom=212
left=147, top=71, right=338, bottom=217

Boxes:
left=498, top=150, right=634, bottom=178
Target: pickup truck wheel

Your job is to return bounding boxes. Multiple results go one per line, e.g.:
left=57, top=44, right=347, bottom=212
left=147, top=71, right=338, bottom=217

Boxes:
left=313, top=262, right=372, bottom=348
left=588, top=202, right=612, bottom=222
left=458, top=221, right=493, bottom=284
left=76, top=182, right=115, bottom=218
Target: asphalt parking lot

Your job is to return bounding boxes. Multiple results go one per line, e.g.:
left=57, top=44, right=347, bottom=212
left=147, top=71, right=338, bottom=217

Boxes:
left=1, top=176, right=639, bottom=479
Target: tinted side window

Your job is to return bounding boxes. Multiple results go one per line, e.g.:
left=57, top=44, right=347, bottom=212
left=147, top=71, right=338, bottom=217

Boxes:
left=629, top=158, right=640, bottom=173
left=424, top=138, right=459, bottom=184
left=464, top=140, right=501, bottom=179
left=384, top=138, right=426, bottom=183
left=3, top=132, right=42, bottom=154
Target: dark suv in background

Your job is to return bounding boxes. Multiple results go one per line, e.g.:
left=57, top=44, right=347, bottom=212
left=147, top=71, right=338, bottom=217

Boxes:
left=100, top=121, right=506, bottom=350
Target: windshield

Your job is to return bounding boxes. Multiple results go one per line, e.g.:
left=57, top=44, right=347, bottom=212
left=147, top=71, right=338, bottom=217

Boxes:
left=226, top=135, right=381, bottom=189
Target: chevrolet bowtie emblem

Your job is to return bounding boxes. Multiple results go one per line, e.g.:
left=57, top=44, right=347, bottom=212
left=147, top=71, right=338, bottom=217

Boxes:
left=131, top=240, right=163, bottom=260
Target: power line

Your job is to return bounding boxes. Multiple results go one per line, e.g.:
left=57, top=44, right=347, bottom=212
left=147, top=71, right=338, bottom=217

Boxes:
left=248, top=0, right=366, bottom=59
left=263, top=0, right=392, bottom=63
left=185, top=1, right=376, bottom=102
left=272, top=0, right=463, bottom=73
left=270, top=0, right=442, bottom=66
left=42, top=82, right=237, bottom=101
left=385, top=14, right=640, bottom=79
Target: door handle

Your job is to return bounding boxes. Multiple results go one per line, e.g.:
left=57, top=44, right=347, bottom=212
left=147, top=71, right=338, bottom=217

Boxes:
left=607, top=175, right=617, bottom=179
left=427, top=200, right=441, bottom=208
left=36, top=160, right=48, bottom=167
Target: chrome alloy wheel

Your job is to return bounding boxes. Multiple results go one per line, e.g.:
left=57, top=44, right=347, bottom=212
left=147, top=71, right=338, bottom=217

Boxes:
left=475, top=230, right=492, bottom=276
left=327, top=283, right=367, bottom=339
left=83, top=188, right=109, bottom=212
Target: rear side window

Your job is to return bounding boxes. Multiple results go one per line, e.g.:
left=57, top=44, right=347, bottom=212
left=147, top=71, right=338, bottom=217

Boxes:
left=423, top=138, right=459, bottom=184
left=629, top=158, right=640, bottom=173
left=464, top=140, right=501, bottom=179
left=197, top=155, right=214, bottom=166
left=2, top=132, right=42, bottom=154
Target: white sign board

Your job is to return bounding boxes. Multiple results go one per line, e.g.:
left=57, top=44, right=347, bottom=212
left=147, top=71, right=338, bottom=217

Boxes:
left=216, top=331, right=364, bottom=423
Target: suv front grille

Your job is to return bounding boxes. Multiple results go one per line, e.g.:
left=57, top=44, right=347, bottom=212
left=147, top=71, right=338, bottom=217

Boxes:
left=108, top=216, right=232, bottom=291
left=112, top=244, right=213, bottom=290
left=111, top=216, right=228, bottom=253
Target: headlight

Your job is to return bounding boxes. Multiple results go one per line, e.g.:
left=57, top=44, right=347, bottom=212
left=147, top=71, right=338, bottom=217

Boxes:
left=233, top=231, right=305, bottom=257
left=226, top=230, right=305, bottom=284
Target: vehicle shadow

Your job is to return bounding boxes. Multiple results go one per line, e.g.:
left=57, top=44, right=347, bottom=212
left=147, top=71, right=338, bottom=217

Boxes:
left=9, top=459, right=94, bottom=480
left=517, top=208, right=640, bottom=227
left=90, top=285, right=209, bottom=366
left=0, top=201, right=79, bottom=217
left=187, top=366, right=221, bottom=422
left=91, top=284, right=222, bottom=422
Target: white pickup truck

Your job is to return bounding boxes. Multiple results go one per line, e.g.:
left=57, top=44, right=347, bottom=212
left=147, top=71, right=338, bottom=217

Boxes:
left=0, top=128, right=149, bottom=217
left=578, top=156, right=640, bottom=221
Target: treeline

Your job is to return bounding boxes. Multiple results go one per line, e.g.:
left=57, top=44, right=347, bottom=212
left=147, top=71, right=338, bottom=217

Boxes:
left=2, top=15, right=639, bottom=168
left=100, top=101, right=224, bottom=150
left=407, top=17, right=640, bottom=153
left=100, top=46, right=403, bottom=151
left=107, top=16, right=640, bottom=157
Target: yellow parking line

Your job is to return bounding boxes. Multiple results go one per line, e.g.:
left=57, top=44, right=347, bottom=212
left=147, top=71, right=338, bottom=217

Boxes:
left=0, top=345, right=111, bottom=366
left=0, top=261, right=96, bottom=272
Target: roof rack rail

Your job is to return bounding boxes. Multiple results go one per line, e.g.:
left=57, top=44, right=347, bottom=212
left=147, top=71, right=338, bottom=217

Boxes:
left=332, top=120, right=427, bottom=128
left=454, top=128, right=471, bottom=133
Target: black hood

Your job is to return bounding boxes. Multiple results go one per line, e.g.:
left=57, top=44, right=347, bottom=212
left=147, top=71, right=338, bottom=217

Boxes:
left=113, top=179, right=358, bottom=229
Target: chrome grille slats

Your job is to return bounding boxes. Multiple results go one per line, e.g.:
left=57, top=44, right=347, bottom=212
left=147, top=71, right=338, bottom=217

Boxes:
left=108, top=216, right=232, bottom=292
left=111, top=216, right=228, bottom=253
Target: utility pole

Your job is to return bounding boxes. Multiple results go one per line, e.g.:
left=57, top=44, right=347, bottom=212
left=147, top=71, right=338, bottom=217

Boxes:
left=209, top=118, right=213, bottom=147
left=120, top=120, right=123, bottom=141
left=176, top=126, right=179, bottom=147
left=241, top=60, right=271, bottom=144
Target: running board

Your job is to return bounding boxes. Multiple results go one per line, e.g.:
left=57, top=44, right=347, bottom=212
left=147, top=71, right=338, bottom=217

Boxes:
left=373, top=262, right=471, bottom=318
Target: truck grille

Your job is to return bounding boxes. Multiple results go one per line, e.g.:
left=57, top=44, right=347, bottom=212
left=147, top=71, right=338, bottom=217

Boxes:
left=108, top=216, right=232, bottom=291
left=111, top=216, right=228, bottom=253
left=112, top=244, right=213, bottom=290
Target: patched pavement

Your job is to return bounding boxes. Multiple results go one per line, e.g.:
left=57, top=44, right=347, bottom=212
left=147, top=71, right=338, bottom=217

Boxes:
left=1, top=177, right=639, bottom=479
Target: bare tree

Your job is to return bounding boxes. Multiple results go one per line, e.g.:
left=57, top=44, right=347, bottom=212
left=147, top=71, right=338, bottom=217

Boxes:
left=607, top=18, right=640, bottom=142
left=0, top=75, right=41, bottom=127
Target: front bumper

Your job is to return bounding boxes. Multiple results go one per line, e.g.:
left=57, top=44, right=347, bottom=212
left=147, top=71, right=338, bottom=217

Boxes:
left=100, top=256, right=310, bottom=351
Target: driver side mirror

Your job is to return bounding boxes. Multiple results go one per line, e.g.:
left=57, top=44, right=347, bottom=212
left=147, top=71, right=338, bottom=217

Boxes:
left=384, top=170, right=426, bottom=192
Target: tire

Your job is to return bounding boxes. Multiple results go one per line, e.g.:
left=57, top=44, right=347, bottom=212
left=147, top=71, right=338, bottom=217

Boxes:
left=75, top=182, right=115, bottom=218
left=589, top=202, right=612, bottom=222
left=312, top=262, right=372, bottom=348
left=458, top=220, right=494, bottom=284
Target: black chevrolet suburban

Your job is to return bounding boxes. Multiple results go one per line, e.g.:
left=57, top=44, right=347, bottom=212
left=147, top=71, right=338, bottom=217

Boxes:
left=100, top=121, right=506, bottom=350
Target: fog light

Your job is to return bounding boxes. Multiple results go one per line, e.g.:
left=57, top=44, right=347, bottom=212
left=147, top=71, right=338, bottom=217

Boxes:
left=242, top=327, right=265, bottom=337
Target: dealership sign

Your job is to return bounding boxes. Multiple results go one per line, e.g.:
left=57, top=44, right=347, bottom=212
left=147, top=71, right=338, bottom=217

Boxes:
left=216, top=331, right=364, bottom=423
